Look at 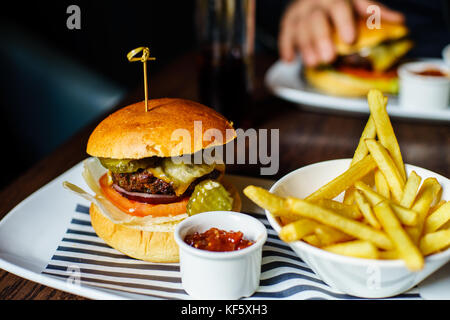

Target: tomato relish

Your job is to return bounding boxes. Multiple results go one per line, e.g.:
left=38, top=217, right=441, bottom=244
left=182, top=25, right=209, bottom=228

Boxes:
left=413, top=68, right=447, bottom=77
left=184, top=227, right=254, bottom=252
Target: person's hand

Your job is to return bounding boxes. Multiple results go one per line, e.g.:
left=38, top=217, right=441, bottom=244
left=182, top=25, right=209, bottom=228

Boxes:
left=278, top=0, right=404, bottom=66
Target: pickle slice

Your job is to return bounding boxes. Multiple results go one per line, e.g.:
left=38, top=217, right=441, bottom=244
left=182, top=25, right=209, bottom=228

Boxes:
left=98, top=157, right=159, bottom=173
left=186, top=180, right=233, bottom=216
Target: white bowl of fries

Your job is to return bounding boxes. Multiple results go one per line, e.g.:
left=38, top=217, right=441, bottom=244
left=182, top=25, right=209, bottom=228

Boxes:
left=244, top=90, right=450, bottom=298
left=264, top=159, right=449, bottom=298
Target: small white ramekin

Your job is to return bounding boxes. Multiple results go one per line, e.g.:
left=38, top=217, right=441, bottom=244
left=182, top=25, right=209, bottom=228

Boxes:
left=174, top=211, right=267, bottom=300
left=398, top=60, right=450, bottom=110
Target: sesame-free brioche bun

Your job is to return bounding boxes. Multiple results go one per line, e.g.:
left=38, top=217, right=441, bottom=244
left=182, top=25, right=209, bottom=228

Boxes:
left=304, top=68, right=399, bottom=97
left=90, top=203, right=180, bottom=263
left=89, top=179, right=242, bottom=262
left=333, top=19, right=409, bottom=56
left=87, top=98, right=236, bottom=159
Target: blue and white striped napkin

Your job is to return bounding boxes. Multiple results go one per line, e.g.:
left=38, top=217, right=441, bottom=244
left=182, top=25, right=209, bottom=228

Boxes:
left=42, top=203, right=421, bottom=300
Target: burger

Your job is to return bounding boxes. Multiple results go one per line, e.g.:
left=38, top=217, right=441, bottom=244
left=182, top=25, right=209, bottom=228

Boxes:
left=304, top=19, right=413, bottom=97
left=77, top=98, right=241, bottom=263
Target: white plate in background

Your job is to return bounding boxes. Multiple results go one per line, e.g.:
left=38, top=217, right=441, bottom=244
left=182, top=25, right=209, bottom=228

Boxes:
left=265, top=58, right=450, bottom=122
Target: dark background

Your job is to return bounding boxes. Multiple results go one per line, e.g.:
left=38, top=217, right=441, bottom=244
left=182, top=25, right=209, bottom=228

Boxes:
left=0, top=1, right=290, bottom=190
left=0, top=0, right=448, bottom=191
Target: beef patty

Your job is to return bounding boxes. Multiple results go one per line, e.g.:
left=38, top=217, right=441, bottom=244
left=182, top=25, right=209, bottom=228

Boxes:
left=111, top=169, right=221, bottom=195
left=335, top=53, right=372, bottom=70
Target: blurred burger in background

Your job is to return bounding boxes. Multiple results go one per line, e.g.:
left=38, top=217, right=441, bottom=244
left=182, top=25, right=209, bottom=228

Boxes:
left=305, top=19, right=413, bottom=97
left=71, top=98, right=241, bottom=263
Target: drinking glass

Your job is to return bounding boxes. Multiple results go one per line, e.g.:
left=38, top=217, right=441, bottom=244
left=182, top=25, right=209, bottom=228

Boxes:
left=195, top=0, right=255, bottom=122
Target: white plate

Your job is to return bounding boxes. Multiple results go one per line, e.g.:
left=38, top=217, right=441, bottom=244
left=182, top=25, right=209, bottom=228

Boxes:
left=0, top=159, right=439, bottom=299
left=265, top=58, right=450, bottom=122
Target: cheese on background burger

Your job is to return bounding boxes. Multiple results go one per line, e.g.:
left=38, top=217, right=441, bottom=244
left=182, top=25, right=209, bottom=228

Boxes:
left=305, top=19, right=413, bottom=97
left=67, top=98, right=241, bottom=263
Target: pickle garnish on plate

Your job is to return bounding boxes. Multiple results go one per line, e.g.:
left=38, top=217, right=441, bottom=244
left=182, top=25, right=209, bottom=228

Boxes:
left=186, top=180, right=233, bottom=216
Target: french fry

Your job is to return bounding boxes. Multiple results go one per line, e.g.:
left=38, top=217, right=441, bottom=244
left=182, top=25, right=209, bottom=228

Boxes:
left=343, top=187, right=357, bottom=205
left=324, top=240, right=379, bottom=259
left=419, top=228, right=450, bottom=256
left=351, top=116, right=377, bottom=165
left=435, top=201, right=449, bottom=231
left=315, top=199, right=362, bottom=220
left=431, top=200, right=447, bottom=214
left=279, top=219, right=318, bottom=242
left=424, top=201, right=450, bottom=234
left=354, top=190, right=381, bottom=229
left=405, top=227, right=420, bottom=244
left=243, top=185, right=288, bottom=215
left=373, top=201, right=424, bottom=271
left=407, top=178, right=442, bottom=243
left=400, top=171, right=422, bottom=208
left=436, top=188, right=443, bottom=207
left=305, top=155, right=377, bottom=202
left=345, top=174, right=376, bottom=206
left=303, top=234, right=322, bottom=247
left=286, top=197, right=393, bottom=250
left=367, top=89, right=406, bottom=181
left=278, top=216, right=297, bottom=226
left=365, top=139, right=405, bottom=203
left=343, top=115, right=377, bottom=204
left=314, top=224, right=354, bottom=246
left=378, top=250, right=399, bottom=260
left=354, top=181, right=418, bottom=226
left=374, top=169, right=390, bottom=199
left=387, top=204, right=418, bottom=227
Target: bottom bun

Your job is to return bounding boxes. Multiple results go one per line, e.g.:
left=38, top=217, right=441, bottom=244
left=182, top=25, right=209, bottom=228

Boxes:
left=90, top=203, right=180, bottom=262
left=304, top=67, right=398, bottom=97
left=90, top=180, right=242, bottom=263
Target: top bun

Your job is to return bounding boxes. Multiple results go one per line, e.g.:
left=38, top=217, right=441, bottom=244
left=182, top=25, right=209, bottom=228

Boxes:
left=334, top=19, right=409, bottom=55
left=87, top=98, right=236, bottom=159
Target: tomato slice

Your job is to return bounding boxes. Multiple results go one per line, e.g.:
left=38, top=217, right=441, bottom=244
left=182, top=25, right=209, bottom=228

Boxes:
left=99, top=174, right=188, bottom=217
left=337, top=66, right=398, bottom=79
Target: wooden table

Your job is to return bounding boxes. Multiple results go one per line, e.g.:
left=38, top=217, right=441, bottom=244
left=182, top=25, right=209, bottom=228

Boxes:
left=0, top=51, right=448, bottom=300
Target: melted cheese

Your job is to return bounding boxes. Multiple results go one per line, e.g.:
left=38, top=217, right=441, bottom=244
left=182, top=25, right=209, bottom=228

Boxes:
left=147, top=158, right=223, bottom=196
left=366, top=39, right=413, bottom=72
